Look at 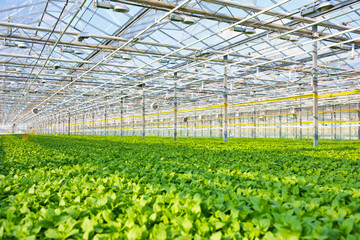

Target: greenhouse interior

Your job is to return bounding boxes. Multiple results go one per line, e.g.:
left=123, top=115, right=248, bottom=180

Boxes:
left=1, top=0, right=360, bottom=239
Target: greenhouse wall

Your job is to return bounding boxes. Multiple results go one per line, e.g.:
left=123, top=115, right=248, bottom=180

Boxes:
left=32, top=101, right=360, bottom=140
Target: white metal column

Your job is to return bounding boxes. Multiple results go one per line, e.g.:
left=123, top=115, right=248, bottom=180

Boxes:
left=174, top=72, right=178, bottom=141
left=299, top=97, right=303, bottom=140
left=68, top=111, right=70, bottom=136
left=142, top=87, right=145, bottom=139
left=223, top=55, right=228, bottom=142
left=120, top=97, right=124, bottom=138
left=104, top=107, right=107, bottom=137
left=358, top=101, right=360, bottom=140
left=82, top=112, right=85, bottom=136
left=74, top=115, right=77, bottom=135
left=92, top=110, right=94, bottom=136
left=312, top=25, right=319, bottom=147
left=253, top=105, right=256, bottom=139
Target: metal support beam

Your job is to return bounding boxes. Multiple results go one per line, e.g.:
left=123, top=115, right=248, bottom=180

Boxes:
left=82, top=112, right=85, bottom=136
left=115, top=0, right=360, bottom=46
left=358, top=101, right=360, bottom=140
left=279, top=109, right=282, bottom=138
left=223, top=55, right=228, bottom=142
left=120, top=97, right=124, bottom=138
left=74, top=115, right=77, bottom=135
left=58, top=112, right=60, bottom=135
left=348, top=103, right=351, bottom=139
left=340, top=106, right=343, bottom=139
left=203, top=0, right=360, bottom=35
left=68, top=111, right=70, bottom=136
left=331, top=106, right=334, bottom=139
left=253, top=104, right=256, bottom=139
left=157, top=114, right=160, bottom=137
left=104, top=107, right=107, bottom=137
left=312, top=25, right=319, bottom=147
left=174, top=72, right=178, bottom=141
left=92, top=110, right=94, bottom=136
left=264, top=115, right=267, bottom=138
left=142, top=87, right=145, bottom=139
left=299, top=96, right=303, bottom=140
left=194, top=111, right=197, bottom=137
left=334, top=105, right=337, bottom=139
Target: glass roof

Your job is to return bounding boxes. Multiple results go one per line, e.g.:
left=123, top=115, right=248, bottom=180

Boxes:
left=0, top=0, right=359, bottom=125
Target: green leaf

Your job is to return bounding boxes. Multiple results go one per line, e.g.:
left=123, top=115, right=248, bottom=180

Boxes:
left=192, top=204, right=201, bottom=215
left=102, top=210, right=114, bottom=223
left=23, top=236, right=36, bottom=240
left=254, top=218, right=271, bottom=232
left=152, top=223, right=167, bottom=240
left=215, top=222, right=225, bottom=230
left=127, top=225, right=142, bottom=240
left=59, top=199, right=66, bottom=207
left=45, top=229, right=62, bottom=239
left=275, top=227, right=301, bottom=240
left=182, top=218, right=193, bottom=233
left=96, top=197, right=107, bottom=207
left=210, top=231, right=222, bottom=240
left=28, top=185, right=35, bottom=194
left=0, top=226, right=4, bottom=238
left=82, top=217, right=93, bottom=233
left=341, top=218, right=353, bottom=235
left=74, top=196, right=81, bottom=203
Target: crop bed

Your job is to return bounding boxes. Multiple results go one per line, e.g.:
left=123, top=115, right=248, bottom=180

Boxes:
left=1, top=135, right=360, bottom=239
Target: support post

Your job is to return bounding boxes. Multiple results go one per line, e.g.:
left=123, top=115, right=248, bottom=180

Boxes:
left=82, top=112, right=85, bottom=136
left=74, top=115, right=77, bottom=135
left=209, top=116, right=212, bottom=137
left=264, top=111, right=267, bottom=138
left=223, top=55, right=228, bottom=142
left=299, top=96, right=303, bottom=140
left=132, top=118, right=135, bottom=136
left=142, top=86, right=145, bottom=139
left=68, top=111, right=70, bottom=136
left=157, top=113, right=160, bottom=137
left=349, top=103, right=351, bottom=140
left=253, top=105, right=256, bottom=139
left=279, top=109, right=282, bottom=138
left=340, top=105, right=342, bottom=140
left=194, top=111, right=197, bottom=137
left=104, top=107, right=107, bottom=137
left=312, top=25, right=319, bottom=147
left=58, top=112, right=60, bottom=135
left=331, top=105, right=334, bottom=139
left=174, top=72, right=178, bottom=141
left=92, top=109, right=94, bottom=136
left=120, top=97, right=124, bottom=138
left=286, top=110, right=289, bottom=138
left=334, top=105, right=337, bottom=139
left=358, top=101, right=360, bottom=140
left=239, top=113, right=242, bottom=138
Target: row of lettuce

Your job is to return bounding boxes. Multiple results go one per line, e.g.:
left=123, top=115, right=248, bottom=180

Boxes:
left=0, top=135, right=359, bottom=239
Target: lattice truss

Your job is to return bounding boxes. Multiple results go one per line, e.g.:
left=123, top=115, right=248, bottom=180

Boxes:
left=0, top=0, right=359, bottom=126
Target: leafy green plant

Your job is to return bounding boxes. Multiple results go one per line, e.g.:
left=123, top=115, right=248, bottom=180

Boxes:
left=0, top=135, right=359, bottom=239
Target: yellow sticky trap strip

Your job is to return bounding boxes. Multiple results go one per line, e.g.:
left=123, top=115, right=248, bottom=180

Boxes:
left=319, top=89, right=360, bottom=99
left=37, top=89, right=360, bottom=130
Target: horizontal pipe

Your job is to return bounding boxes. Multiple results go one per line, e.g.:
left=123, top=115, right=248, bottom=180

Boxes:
left=203, top=0, right=360, bottom=35
left=117, top=0, right=360, bottom=46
